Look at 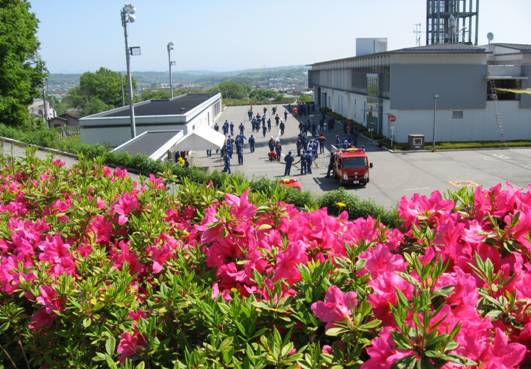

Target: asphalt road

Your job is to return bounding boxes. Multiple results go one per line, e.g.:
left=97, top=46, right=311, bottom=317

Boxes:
left=193, top=105, right=531, bottom=209
left=0, top=140, right=140, bottom=182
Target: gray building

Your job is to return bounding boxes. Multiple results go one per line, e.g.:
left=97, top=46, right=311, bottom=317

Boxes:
left=80, top=93, right=223, bottom=148
left=309, top=43, right=531, bottom=143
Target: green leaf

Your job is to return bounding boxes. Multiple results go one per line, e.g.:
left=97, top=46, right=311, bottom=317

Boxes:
left=325, top=327, right=350, bottom=337
left=93, top=352, right=107, bottom=362
left=82, top=317, right=92, bottom=328
left=105, top=336, right=116, bottom=356
left=358, top=319, right=382, bottom=331
left=391, top=355, right=416, bottom=369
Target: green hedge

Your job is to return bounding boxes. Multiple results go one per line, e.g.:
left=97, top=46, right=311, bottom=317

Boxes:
left=319, top=189, right=400, bottom=228
left=0, top=124, right=400, bottom=226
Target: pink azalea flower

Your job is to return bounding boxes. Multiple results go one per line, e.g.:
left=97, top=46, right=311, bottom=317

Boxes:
left=117, top=330, right=146, bottom=363
left=114, top=167, right=128, bottom=178
left=29, top=308, right=56, bottom=331
left=102, top=166, right=113, bottom=178
left=273, top=241, right=308, bottom=284
left=225, top=190, right=257, bottom=220
left=128, top=310, right=147, bottom=321
left=361, top=327, right=412, bottom=369
left=88, top=215, right=113, bottom=244
left=479, top=328, right=526, bottom=369
left=398, top=191, right=454, bottom=227
left=311, top=286, right=358, bottom=329
left=38, top=235, right=76, bottom=276
left=463, top=220, right=487, bottom=244
left=360, top=243, right=406, bottom=278
left=148, top=174, right=165, bottom=190
left=146, top=234, right=178, bottom=274
left=368, top=272, right=413, bottom=325
left=77, top=243, right=93, bottom=257
left=29, top=285, right=63, bottom=331
left=52, top=159, right=65, bottom=167
left=96, top=197, right=107, bottom=209
left=112, top=192, right=140, bottom=225
left=110, top=240, right=144, bottom=274
left=322, top=345, right=333, bottom=355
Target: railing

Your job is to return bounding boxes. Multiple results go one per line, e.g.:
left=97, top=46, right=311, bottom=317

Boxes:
left=60, top=127, right=80, bottom=137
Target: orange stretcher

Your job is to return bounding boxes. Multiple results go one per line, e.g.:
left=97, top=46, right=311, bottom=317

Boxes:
left=279, top=178, right=302, bottom=192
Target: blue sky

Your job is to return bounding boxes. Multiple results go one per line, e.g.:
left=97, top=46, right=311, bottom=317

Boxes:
left=30, top=0, right=531, bottom=73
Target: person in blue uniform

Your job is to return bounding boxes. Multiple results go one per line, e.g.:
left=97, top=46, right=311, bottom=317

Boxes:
left=248, top=135, right=255, bottom=153
left=284, top=151, right=294, bottom=176
left=223, top=153, right=231, bottom=174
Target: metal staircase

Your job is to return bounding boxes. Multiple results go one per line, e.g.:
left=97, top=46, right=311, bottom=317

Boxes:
left=489, top=79, right=505, bottom=143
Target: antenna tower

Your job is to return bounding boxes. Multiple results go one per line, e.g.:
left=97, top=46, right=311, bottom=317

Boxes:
left=426, top=0, right=479, bottom=45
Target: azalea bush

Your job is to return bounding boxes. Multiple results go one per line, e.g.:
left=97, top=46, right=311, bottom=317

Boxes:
left=0, top=151, right=529, bottom=369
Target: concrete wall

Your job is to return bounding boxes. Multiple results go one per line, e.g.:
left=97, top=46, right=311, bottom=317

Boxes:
left=320, top=88, right=370, bottom=126
left=319, top=87, right=531, bottom=143
left=390, top=101, right=531, bottom=143
left=390, top=64, right=488, bottom=110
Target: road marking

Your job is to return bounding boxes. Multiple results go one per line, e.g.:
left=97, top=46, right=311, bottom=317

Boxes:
left=404, top=187, right=430, bottom=192
left=449, top=180, right=480, bottom=188
left=493, top=154, right=511, bottom=160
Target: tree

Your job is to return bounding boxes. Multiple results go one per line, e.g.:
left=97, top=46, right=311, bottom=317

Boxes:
left=210, top=81, right=249, bottom=100
left=67, top=68, right=132, bottom=116
left=48, top=95, right=66, bottom=116
left=0, top=0, right=46, bottom=126
left=83, top=97, right=111, bottom=116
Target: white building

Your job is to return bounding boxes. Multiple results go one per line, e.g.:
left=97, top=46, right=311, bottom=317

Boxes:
left=28, top=99, right=57, bottom=120
left=79, top=93, right=224, bottom=152
left=309, top=43, right=531, bottom=143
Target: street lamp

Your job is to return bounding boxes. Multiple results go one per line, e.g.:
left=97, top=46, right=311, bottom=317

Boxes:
left=167, top=42, right=176, bottom=99
left=432, top=93, right=440, bottom=152
left=121, top=4, right=137, bottom=139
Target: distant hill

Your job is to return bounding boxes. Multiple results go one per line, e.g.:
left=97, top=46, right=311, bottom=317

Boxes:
left=48, top=66, right=309, bottom=94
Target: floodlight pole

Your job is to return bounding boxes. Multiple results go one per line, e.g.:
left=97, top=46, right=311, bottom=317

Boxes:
left=167, top=42, right=174, bottom=99
left=121, top=4, right=136, bottom=139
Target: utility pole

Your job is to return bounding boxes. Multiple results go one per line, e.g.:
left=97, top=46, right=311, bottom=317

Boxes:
left=42, top=77, right=49, bottom=127
left=432, top=93, right=439, bottom=152
left=121, top=4, right=137, bottom=139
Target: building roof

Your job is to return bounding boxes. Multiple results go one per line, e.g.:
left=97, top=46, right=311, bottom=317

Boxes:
left=113, top=130, right=182, bottom=157
left=310, top=43, right=488, bottom=66
left=63, top=110, right=81, bottom=119
left=102, top=93, right=218, bottom=118
left=492, top=43, right=531, bottom=53
left=393, top=43, right=487, bottom=54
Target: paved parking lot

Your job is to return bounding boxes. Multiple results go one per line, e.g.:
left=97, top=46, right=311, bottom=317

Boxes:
left=193, top=104, right=531, bottom=209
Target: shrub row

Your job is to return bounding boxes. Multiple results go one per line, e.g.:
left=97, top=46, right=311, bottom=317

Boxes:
left=0, top=123, right=400, bottom=225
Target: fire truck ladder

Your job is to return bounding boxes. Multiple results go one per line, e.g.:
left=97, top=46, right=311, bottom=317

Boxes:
left=489, top=79, right=505, bottom=143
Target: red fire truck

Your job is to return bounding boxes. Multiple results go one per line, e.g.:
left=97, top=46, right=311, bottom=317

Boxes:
left=333, top=147, right=373, bottom=186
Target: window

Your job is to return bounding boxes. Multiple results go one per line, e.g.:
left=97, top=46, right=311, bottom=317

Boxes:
left=342, top=157, right=367, bottom=169
left=452, top=111, right=464, bottom=119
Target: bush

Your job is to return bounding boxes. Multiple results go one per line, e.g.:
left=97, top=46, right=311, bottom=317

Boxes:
left=319, top=189, right=400, bottom=227
left=0, top=154, right=528, bottom=368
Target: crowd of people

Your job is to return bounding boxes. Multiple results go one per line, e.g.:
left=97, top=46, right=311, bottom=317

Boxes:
left=208, top=102, right=356, bottom=178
